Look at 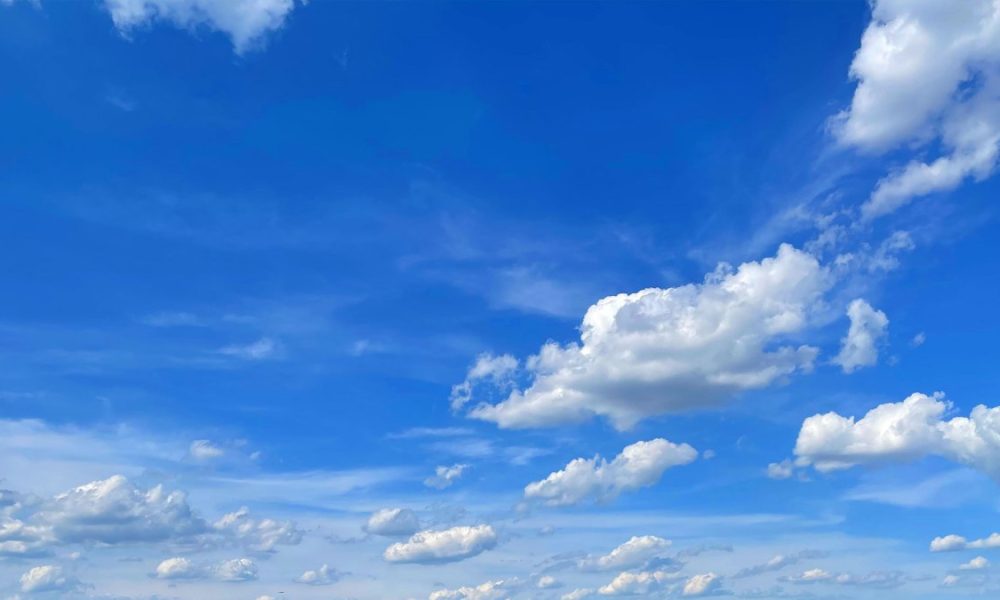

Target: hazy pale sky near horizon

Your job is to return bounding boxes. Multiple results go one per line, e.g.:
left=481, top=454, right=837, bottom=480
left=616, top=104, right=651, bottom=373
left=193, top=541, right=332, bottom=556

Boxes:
left=3, top=1, right=1000, bottom=599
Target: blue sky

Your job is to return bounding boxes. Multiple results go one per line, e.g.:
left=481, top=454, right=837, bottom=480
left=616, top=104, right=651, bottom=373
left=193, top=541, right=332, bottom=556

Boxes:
left=2, top=0, right=1000, bottom=598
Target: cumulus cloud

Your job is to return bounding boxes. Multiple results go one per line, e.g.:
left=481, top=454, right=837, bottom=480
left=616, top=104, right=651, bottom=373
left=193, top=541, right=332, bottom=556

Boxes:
left=597, top=570, right=680, bottom=595
left=155, top=557, right=202, bottom=580
left=833, top=299, right=888, bottom=373
left=429, top=579, right=515, bottom=600
left=931, top=532, right=1000, bottom=552
left=424, top=464, right=469, bottom=490
left=682, top=572, right=722, bottom=596
left=213, top=557, right=258, bottom=581
left=102, top=0, right=300, bottom=54
left=524, top=439, right=697, bottom=507
left=833, top=0, right=1000, bottom=218
left=383, top=524, right=498, bottom=564
left=578, top=535, right=672, bottom=572
left=460, top=244, right=829, bottom=430
left=295, top=563, right=338, bottom=585
left=794, top=392, right=1000, bottom=479
left=155, top=556, right=258, bottom=581
left=19, top=565, right=78, bottom=593
left=212, top=506, right=302, bottom=552
left=960, top=556, right=990, bottom=570
left=364, top=508, right=420, bottom=536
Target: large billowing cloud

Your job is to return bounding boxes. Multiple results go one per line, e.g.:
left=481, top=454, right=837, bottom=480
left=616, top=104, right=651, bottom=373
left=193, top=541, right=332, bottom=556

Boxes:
left=834, top=0, right=1000, bottom=218
left=460, top=244, right=829, bottom=430
left=833, top=299, right=889, bottom=373
left=383, top=524, right=498, bottom=564
left=102, top=0, right=300, bottom=54
left=794, top=392, right=1000, bottom=479
left=524, top=439, right=697, bottom=507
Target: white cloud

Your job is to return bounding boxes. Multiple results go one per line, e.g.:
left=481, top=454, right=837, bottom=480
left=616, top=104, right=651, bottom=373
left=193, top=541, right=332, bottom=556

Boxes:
left=424, top=464, right=469, bottom=490
left=781, top=568, right=834, bottom=584
left=189, top=439, right=225, bottom=461
left=578, top=535, right=671, bottom=571
left=766, top=460, right=795, bottom=480
left=102, top=0, right=300, bottom=54
left=537, top=575, right=560, bottom=589
left=960, top=556, right=990, bottom=570
left=833, top=0, right=1000, bottom=218
left=39, top=475, right=205, bottom=545
left=524, top=439, right=697, bottom=507
left=218, top=337, right=278, bottom=360
left=562, top=589, right=594, bottom=600
left=733, top=551, right=827, bottom=578
left=429, top=579, right=513, bottom=600
left=213, top=557, right=258, bottom=581
left=833, top=299, right=889, bottom=373
left=597, top=570, right=679, bottom=595
left=295, top=563, right=338, bottom=585
left=931, top=532, right=1000, bottom=552
left=794, top=392, right=1000, bottom=479
left=155, top=557, right=202, bottom=580
left=461, top=244, right=829, bottom=429
left=450, top=353, right=518, bottom=411
left=212, top=506, right=302, bottom=552
left=383, top=524, right=498, bottom=564
left=683, top=572, right=722, bottom=596
left=19, top=565, right=77, bottom=593
left=364, top=508, right=420, bottom=537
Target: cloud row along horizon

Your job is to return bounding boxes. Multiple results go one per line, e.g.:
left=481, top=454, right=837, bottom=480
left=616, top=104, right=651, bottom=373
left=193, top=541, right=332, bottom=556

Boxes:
left=3, top=0, right=1000, bottom=599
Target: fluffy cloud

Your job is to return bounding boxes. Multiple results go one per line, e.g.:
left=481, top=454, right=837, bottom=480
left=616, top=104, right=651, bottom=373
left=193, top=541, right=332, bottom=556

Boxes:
left=682, top=572, right=722, bottom=596
left=212, top=506, right=302, bottom=552
left=597, top=570, right=679, bottom=595
left=424, top=464, right=469, bottom=489
left=383, top=524, right=498, bottom=564
left=154, top=556, right=258, bottom=581
left=833, top=299, right=888, bottom=373
left=524, top=439, right=697, bottom=507
left=833, top=0, right=1000, bottom=218
left=931, top=532, right=1000, bottom=552
left=794, top=392, right=1000, bottom=479
left=214, top=557, right=258, bottom=581
left=579, top=535, right=672, bottom=571
left=39, top=475, right=205, bottom=545
left=765, top=460, right=795, bottom=480
left=364, top=508, right=420, bottom=536
left=102, top=0, right=299, bottom=54
left=155, top=557, right=202, bottom=580
left=537, top=575, right=560, bottom=589
left=460, top=244, right=829, bottom=430
left=295, top=563, right=338, bottom=585
left=960, top=556, right=990, bottom=570
left=429, top=579, right=514, bottom=600
left=19, top=565, right=78, bottom=593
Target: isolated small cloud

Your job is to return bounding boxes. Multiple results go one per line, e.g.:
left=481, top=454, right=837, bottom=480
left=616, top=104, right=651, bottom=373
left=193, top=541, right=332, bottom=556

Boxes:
left=833, top=299, right=888, bottom=373
left=424, top=464, right=468, bottom=489
left=189, top=439, right=225, bottom=461
left=295, top=563, right=338, bottom=585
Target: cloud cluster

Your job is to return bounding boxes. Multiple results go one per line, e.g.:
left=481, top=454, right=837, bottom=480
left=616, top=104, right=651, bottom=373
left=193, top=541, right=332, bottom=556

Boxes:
left=458, top=245, right=829, bottom=429
left=835, top=0, right=1000, bottom=218
left=524, top=439, right=697, bottom=507
left=103, top=0, right=299, bottom=54
left=383, top=524, right=498, bottom=564
left=794, top=392, right=1000, bottom=479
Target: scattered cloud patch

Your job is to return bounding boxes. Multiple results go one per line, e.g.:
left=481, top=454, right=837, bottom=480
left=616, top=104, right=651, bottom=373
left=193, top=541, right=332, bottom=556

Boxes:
left=425, top=464, right=469, bottom=490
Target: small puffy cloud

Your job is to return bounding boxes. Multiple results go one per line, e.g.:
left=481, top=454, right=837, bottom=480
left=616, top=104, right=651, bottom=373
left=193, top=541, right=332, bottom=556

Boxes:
left=364, top=508, right=420, bottom=537
left=188, top=439, right=225, bottom=461
left=598, top=570, right=680, bottom=595
left=218, top=337, right=278, bottom=360
left=383, top=524, right=497, bottom=564
left=212, top=506, right=303, bottom=552
left=912, top=332, right=927, bottom=347
left=833, top=299, right=888, bottom=373
left=295, top=563, right=338, bottom=585
left=579, top=535, right=672, bottom=572
left=781, top=568, right=833, bottom=584
left=960, top=556, right=990, bottom=570
left=734, top=551, right=827, bottom=579
left=39, top=475, right=205, bottom=545
left=213, top=557, right=258, bottom=581
left=683, top=572, right=722, bottom=596
left=524, top=439, right=697, bottom=507
left=155, top=557, right=202, bottom=580
left=424, top=464, right=469, bottom=490
left=429, top=579, right=514, bottom=600
left=833, top=0, right=1000, bottom=218
left=537, top=575, right=560, bottom=589
left=765, top=460, right=795, bottom=480
left=794, top=392, right=1000, bottom=479
left=931, top=533, right=1000, bottom=552
left=460, top=244, right=829, bottom=430
left=102, top=0, right=300, bottom=54
left=450, top=353, right=518, bottom=410
left=19, top=565, right=78, bottom=593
